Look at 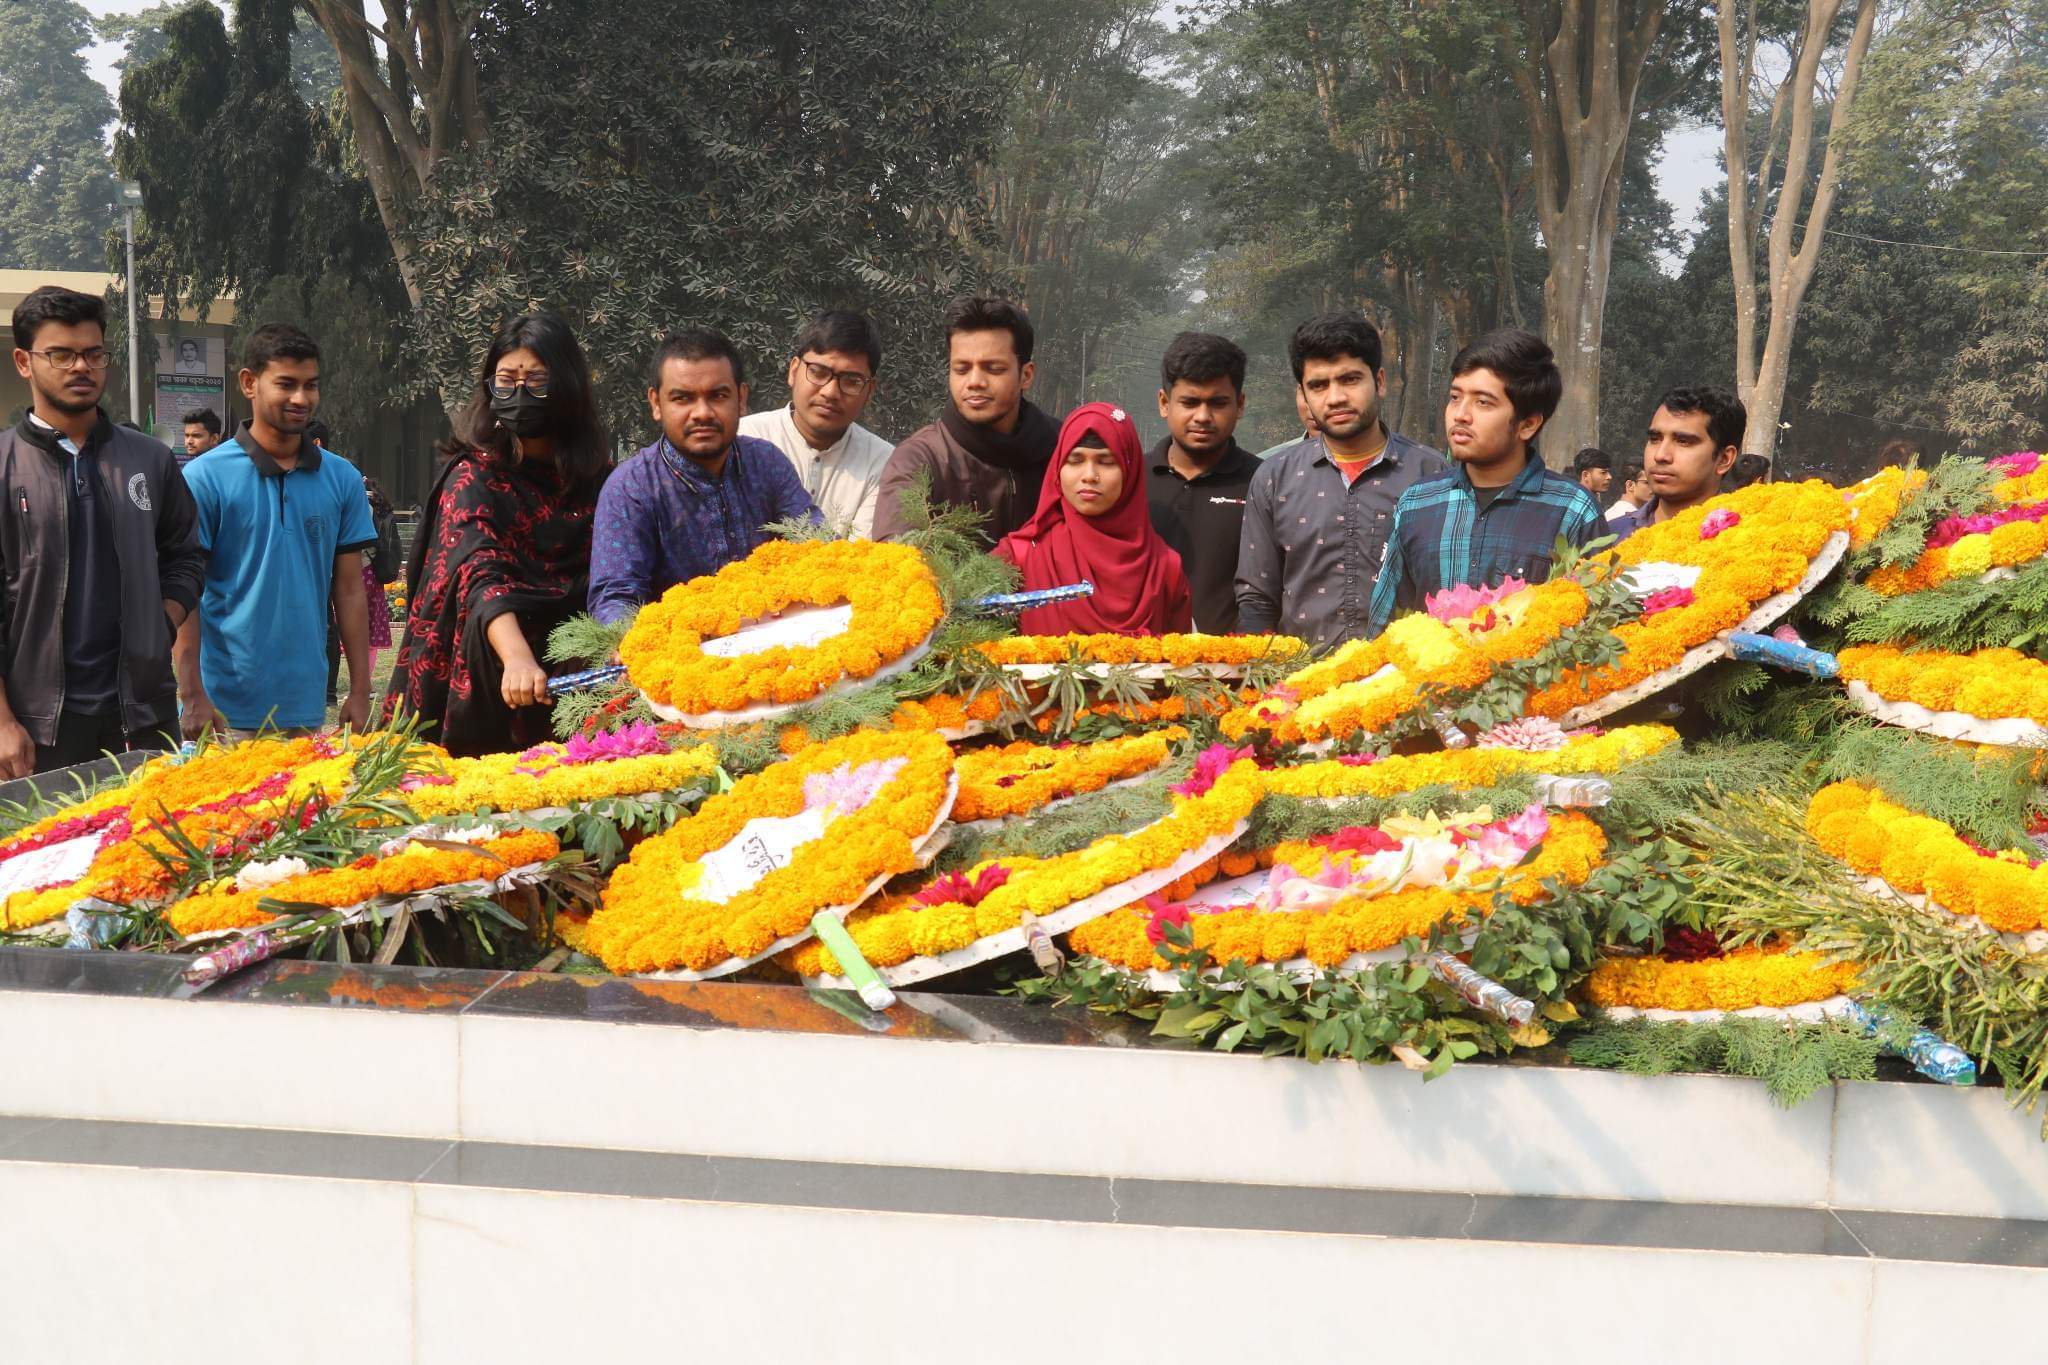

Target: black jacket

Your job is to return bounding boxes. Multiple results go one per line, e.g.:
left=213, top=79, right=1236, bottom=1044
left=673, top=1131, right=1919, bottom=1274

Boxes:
left=0, top=413, right=205, bottom=744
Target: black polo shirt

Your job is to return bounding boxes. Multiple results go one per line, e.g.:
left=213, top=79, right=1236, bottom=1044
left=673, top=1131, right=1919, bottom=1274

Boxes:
left=1146, top=438, right=1261, bottom=633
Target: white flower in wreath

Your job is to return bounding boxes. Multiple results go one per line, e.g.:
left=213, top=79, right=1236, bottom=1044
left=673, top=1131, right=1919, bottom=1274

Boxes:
left=233, top=855, right=311, bottom=894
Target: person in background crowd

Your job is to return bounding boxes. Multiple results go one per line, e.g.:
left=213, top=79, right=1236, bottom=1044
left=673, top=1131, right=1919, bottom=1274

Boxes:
left=1877, top=437, right=1924, bottom=469
left=178, top=324, right=377, bottom=739
left=1574, top=446, right=1613, bottom=497
left=1254, top=386, right=1320, bottom=461
left=0, top=286, right=204, bottom=775
left=873, top=296, right=1058, bottom=542
left=180, top=408, right=222, bottom=466
left=1236, top=311, right=1445, bottom=647
left=387, top=313, right=610, bottom=757
left=1368, top=329, right=1603, bottom=636
left=1146, top=332, right=1259, bottom=633
left=739, top=310, right=893, bottom=537
left=996, top=402, right=1190, bottom=636
left=1609, top=386, right=1746, bottom=540
left=359, top=475, right=399, bottom=677
left=588, top=327, right=818, bottom=623
left=1607, top=461, right=1651, bottom=520
left=1728, top=452, right=1771, bottom=489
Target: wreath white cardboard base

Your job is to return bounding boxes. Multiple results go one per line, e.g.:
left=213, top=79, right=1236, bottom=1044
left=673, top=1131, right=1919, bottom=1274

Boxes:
left=177, top=860, right=561, bottom=949
left=1595, top=994, right=1857, bottom=1025
left=1560, top=529, right=1850, bottom=729
left=952, top=770, right=1167, bottom=835
left=1843, top=681, right=2048, bottom=749
left=639, top=631, right=936, bottom=729
left=999, top=661, right=1250, bottom=683
left=804, top=819, right=1249, bottom=990
left=1854, top=874, right=2048, bottom=957
left=639, top=774, right=959, bottom=982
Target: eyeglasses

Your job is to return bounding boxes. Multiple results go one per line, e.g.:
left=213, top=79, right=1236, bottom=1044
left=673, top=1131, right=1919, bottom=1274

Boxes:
left=797, top=360, right=872, bottom=396
left=490, top=374, right=550, bottom=399
left=30, top=348, right=111, bottom=371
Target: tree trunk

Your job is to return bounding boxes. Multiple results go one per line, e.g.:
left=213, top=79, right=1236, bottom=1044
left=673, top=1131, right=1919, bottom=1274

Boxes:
left=1501, top=0, right=1667, bottom=467
left=1722, top=0, right=1877, bottom=460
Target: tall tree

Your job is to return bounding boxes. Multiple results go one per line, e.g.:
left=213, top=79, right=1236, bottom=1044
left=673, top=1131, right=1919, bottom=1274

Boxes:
left=1719, top=0, right=1878, bottom=459
left=400, top=0, right=1009, bottom=436
left=1198, top=0, right=1539, bottom=437
left=296, top=0, right=487, bottom=310
left=1496, top=0, right=1704, bottom=463
left=973, top=1, right=1200, bottom=412
left=0, top=1, right=117, bottom=271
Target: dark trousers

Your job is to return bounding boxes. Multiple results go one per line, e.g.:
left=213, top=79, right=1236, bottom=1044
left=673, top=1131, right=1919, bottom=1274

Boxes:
left=33, top=709, right=175, bottom=775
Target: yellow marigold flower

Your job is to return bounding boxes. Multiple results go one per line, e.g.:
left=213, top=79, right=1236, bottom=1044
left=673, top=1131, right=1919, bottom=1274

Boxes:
left=1584, top=942, right=1857, bottom=1011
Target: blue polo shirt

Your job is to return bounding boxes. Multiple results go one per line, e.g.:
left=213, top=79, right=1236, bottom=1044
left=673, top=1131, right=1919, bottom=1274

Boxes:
left=184, top=425, right=377, bottom=730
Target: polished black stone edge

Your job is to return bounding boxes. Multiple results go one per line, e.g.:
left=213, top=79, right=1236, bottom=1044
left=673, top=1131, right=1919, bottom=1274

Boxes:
left=0, top=946, right=1939, bottom=1086
left=0, top=1113, right=2040, bottom=1269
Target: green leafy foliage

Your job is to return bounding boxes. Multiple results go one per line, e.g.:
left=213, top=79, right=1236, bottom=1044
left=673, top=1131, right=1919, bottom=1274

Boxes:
left=1565, top=1016, right=1883, bottom=1108
left=1016, top=838, right=1696, bottom=1080
left=1834, top=557, right=2048, bottom=658
left=1677, top=791, right=2048, bottom=1133
left=1816, top=723, right=2043, bottom=849
left=0, top=2, right=116, bottom=272
left=403, top=0, right=1010, bottom=437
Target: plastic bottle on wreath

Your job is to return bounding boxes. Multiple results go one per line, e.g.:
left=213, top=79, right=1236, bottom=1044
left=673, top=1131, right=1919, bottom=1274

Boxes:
left=1531, top=774, right=1612, bottom=809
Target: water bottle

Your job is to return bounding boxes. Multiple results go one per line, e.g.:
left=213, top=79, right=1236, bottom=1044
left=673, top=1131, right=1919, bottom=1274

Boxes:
left=1532, top=774, right=1612, bottom=808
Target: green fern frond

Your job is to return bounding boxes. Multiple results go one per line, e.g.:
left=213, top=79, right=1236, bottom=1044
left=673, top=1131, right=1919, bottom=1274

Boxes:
left=1817, top=722, right=2042, bottom=848
left=1565, top=1016, right=1881, bottom=1108
left=545, top=612, right=634, bottom=666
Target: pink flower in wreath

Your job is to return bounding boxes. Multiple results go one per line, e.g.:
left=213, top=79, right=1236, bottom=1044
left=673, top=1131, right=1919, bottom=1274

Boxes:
left=1475, top=716, right=1568, bottom=752
left=1700, top=508, right=1741, bottom=539
left=1640, top=586, right=1695, bottom=617
left=1772, top=624, right=1804, bottom=646
left=1425, top=578, right=1528, bottom=624
left=1991, top=451, right=2042, bottom=478
left=1173, top=744, right=1251, bottom=797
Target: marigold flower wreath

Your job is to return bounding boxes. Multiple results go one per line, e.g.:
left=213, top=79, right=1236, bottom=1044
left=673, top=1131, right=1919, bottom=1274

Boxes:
left=784, top=758, right=1263, bottom=985
left=1258, top=724, right=1678, bottom=802
left=1863, top=490, right=2048, bottom=597
left=619, top=538, right=946, bottom=725
left=166, top=828, right=562, bottom=937
left=403, top=729, right=720, bottom=818
left=1842, top=465, right=1925, bottom=550
left=1582, top=940, right=1859, bottom=1017
left=1068, top=808, right=1606, bottom=977
left=1527, top=480, right=1851, bottom=724
left=1990, top=450, right=2048, bottom=506
left=1836, top=644, right=2048, bottom=747
left=1220, top=580, right=1593, bottom=745
left=583, top=729, right=957, bottom=976
left=1807, top=779, right=2048, bottom=946
left=0, top=735, right=366, bottom=930
left=975, top=632, right=1306, bottom=680
left=950, top=730, right=1183, bottom=824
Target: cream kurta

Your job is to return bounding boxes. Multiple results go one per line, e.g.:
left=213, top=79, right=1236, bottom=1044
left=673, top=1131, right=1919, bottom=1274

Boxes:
left=738, top=405, right=894, bottom=538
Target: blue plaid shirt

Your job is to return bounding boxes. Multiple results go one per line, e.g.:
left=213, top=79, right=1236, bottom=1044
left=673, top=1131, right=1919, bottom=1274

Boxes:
left=588, top=435, right=820, bottom=623
left=1366, top=453, right=1604, bottom=635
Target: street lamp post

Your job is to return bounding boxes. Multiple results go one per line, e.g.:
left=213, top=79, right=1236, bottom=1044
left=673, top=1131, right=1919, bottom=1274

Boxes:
left=117, top=180, right=144, bottom=428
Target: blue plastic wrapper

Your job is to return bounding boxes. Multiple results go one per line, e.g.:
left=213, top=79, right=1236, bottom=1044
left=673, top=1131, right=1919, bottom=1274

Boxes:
left=1727, top=631, right=1840, bottom=679
left=1846, top=999, right=1977, bottom=1085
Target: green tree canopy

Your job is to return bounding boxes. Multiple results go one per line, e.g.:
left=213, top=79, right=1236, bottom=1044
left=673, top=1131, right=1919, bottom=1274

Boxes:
left=402, top=0, right=1011, bottom=439
left=0, top=1, right=116, bottom=271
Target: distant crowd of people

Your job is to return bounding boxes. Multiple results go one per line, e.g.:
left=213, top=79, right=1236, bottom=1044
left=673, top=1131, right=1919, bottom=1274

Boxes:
left=0, top=281, right=1774, bottom=775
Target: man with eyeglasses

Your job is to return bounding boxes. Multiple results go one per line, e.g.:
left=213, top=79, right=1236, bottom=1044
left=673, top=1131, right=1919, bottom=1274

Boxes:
left=0, top=285, right=205, bottom=776
left=739, top=310, right=894, bottom=538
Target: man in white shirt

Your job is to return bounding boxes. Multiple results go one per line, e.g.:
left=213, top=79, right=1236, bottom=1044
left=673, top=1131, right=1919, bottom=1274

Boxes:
left=1606, top=460, right=1652, bottom=520
left=739, top=310, right=894, bottom=537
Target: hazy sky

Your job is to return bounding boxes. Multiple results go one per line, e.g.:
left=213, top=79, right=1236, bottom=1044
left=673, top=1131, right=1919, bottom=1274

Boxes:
left=75, top=0, right=1727, bottom=248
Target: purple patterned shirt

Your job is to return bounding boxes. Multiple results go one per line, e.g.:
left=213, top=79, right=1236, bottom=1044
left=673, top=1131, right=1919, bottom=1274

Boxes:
left=588, top=435, right=820, bottom=623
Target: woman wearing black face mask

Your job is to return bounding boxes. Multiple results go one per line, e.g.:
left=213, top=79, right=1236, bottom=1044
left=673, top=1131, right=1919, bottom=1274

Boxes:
left=384, top=311, right=612, bottom=756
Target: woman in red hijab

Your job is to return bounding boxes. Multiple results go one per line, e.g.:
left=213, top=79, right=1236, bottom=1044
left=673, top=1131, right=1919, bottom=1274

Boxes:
left=994, top=402, right=1192, bottom=635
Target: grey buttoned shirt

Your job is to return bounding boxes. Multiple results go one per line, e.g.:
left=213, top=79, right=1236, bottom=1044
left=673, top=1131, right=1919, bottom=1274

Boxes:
left=1233, top=429, right=1447, bottom=647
